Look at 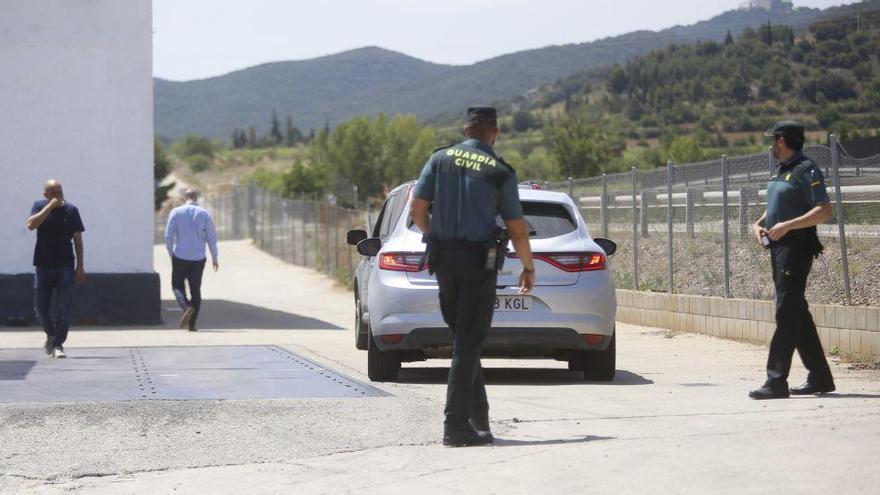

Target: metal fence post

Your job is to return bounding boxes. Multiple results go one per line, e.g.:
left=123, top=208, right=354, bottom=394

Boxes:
left=301, top=192, right=307, bottom=266
left=247, top=183, right=256, bottom=241
left=768, top=147, right=775, bottom=178
left=738, top=187, right=752, bottom=238
left=601, top=174, right=609, bottom=238
left=666, top=161, right=674, bottom=294
left=268, top=192, right=276, bottom=255
left=568, top=177, right=574, bottom=201
left=722, top=155, right=731, bottom=299
left=280, top=198, right=287, bottom=261
left=631, top=167, right=639, bottom=290
left=685, top=187, right=695, bottom=238
left=232, top=183, right=240, bottom=239
left=313, top=193, right=320, bottom=270
left=830, top=134, right=852, bottom=306
left=640, top=191, right=652, bottom=236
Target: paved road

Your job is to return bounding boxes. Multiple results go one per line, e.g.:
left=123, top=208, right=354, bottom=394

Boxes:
left=1, top=240, right=878, bottom=494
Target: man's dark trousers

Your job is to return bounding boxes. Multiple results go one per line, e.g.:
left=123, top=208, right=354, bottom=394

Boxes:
left=34, top=266, right=74, bottom=348
left=434, top=246, right=497, bottom=430
left=766, top=240, right=833, bottom=388
left=171, top=257, right=206, bottom=330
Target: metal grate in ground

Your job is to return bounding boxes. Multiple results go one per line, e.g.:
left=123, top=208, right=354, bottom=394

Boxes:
left=0, top=345, right=386, bottom=402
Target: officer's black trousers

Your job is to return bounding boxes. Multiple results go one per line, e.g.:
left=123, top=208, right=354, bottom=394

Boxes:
left=434, top=247, right=497, bottom=430
left=766, top=241, right=833, bottom=387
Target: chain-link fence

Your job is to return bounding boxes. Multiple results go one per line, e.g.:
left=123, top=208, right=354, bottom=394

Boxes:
left=155, top=184, right=372, bottom=286
left=550, top=135, right=880, bottom=307
left=153, top=134, right=877, bottom=306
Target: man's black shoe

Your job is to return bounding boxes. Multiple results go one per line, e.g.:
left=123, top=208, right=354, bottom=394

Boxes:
left=44, top=337, right=53, bottom=355
left=749, top=384, right=790, bottom=400
left=443, top=428, right=494, bottom=447
left=790, top=381, right=835, bottom=395
left=469, top=415, right=491, bottom=433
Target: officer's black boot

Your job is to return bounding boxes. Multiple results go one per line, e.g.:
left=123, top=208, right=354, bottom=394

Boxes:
left=749, top=381, right=790, bottom=400
left=790, top=379, right=835, bottom=395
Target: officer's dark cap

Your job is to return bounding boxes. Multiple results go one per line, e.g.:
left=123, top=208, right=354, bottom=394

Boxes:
left=467, top=106, right=497, bottom=125
left=764, top=120, right=805, bottom=141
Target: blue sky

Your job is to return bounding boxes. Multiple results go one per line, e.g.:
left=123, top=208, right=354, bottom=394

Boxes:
left=153, top=0, right=857, bottom=81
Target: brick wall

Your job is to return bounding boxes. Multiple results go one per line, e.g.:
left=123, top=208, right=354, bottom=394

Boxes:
left=616, top=290, right=880, bottom=358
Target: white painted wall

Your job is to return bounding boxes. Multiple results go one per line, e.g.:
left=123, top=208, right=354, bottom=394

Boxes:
left=0, top=0, right=153, bottom=274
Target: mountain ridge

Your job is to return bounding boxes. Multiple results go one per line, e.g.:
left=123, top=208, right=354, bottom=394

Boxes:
left=155, top=1, right=828, bottom=141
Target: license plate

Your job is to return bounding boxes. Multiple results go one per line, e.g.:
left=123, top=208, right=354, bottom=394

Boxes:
left=494, top=296, right=532, bottom=312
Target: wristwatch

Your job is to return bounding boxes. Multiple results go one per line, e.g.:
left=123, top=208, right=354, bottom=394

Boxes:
left=523, top=267, right=535, bottom=273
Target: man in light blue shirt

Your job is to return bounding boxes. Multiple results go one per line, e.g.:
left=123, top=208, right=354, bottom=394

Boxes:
left=164, top=189, right=219, bottom=331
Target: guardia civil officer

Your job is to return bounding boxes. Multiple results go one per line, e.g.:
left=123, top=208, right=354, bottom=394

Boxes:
left=749, top=121, right=835, bottom=400
left=410, top=106, right=536, bottom=446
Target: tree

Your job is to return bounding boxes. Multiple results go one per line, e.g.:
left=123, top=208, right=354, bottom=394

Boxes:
left=248, top=126, right=257, bottom=149
left=666, top=136, right=703, bottom=164
left=153, top=138, right=174, bottom=210
left=285, top=115, right=303, bottom=146
left=171, top=135, right=216, bottom=158
left=268, top=109, right=283, bottom=146
left=547, top=111, right=624, bottom=178
left=512, top=110, right=539, bottom=132
left=607, top=65, right=629, bottom=94
left=724, top=30, right=734, bottom=46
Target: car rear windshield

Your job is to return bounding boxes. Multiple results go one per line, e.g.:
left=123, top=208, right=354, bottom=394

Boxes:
left=407, top=200, right=576, bottom=239
left=520, top=201, right=577, bottom=239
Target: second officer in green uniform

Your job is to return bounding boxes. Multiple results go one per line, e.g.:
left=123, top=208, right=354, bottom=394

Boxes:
left=749, top=121, right=835, bottom=400
left=410, top=106, right=536, bottom=446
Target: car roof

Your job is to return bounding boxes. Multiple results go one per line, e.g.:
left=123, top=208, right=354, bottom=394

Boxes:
left=392, top=181, right=572, bottom=206
left=517, top=188, right=574, bottom=206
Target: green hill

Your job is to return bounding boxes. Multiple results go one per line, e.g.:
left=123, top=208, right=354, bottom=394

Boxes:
left=490, top=0, right=880, bottom=177
left=155, top=1, right=826, bottom=141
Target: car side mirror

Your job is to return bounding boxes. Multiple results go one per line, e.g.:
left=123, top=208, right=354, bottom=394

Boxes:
left=347, top=229, right=368, bottom=246
left=594, top=238, right=617, bottom=256
left=357, top=238, right=382, bottom=257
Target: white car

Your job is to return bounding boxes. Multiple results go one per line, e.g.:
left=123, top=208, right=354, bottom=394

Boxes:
left=348, top=181, right=618, bottom=382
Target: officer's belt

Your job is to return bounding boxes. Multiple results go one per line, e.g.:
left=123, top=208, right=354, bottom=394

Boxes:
left=434, top=239, right=486, bottom=252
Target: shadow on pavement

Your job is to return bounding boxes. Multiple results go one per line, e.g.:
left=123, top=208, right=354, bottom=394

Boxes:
left=812, top=393, right=880, bottom=399
left=0, top=360, right=37, bottom=380
left=397, top=368, right=653, bottom=386
left=493, top=435, right=616, bottom=447
left=161, top=299, right=343, bottom=331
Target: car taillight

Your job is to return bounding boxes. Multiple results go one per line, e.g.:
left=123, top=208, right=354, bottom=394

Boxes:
left=533, top=252, right=606, bottom=272
left=378, top=252, right=426, bottom=272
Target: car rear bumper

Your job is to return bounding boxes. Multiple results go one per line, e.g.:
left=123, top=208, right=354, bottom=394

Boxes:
left=374, top=326, right=613, bottom=357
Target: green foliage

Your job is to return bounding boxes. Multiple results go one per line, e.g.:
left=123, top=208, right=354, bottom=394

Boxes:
left=153, top=138, right=174, bottom=210
left=547, top=110, right=625, bottom=178
left=666, top=136, right=704, bottom=164
left=512, top=110, right=540, bottom=132
left=171, top=135, right=217, bottom=159
left=308, top=113, right=436, bottom=200
left=188, top=154, right=212, bottom=173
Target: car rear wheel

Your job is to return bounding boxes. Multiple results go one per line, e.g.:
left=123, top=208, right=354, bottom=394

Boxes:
left=367, top=329, right=400, bottom=382
left=583, top=332, right=616, bottom=381
left=354, top=292, right=367, bottom=350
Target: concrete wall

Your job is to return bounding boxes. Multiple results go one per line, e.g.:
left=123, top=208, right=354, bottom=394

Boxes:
left=0, top=0, right=153, bottom=275
left=617, top=290, right=880, bottom=358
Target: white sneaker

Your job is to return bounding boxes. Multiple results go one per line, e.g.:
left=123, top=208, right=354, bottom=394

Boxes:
left=52, top=347, right=67, bottom=359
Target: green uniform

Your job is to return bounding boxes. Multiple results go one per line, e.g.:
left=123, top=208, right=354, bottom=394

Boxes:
left=762, top=150, right=833, bottom=393
left=765, top=151, right=830, bottom=232
left=413, top=139, right=523, bottom=242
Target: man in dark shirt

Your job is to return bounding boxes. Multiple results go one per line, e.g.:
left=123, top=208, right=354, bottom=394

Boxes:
left=26, top=180, right=86, bottom=358
left=749, top=122, right=835, bottom=399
